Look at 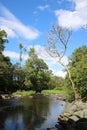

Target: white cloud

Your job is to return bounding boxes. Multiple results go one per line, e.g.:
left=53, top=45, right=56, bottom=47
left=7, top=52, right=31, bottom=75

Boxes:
left=3, top=45, right=68, bottom=77
left=61, top=55, right=69, bottom=65
left=27, top=44, right=68, bottom=65
left=3, top=51, right=19, bottom=59
left=28, top=45, right=68, bottom=77
left=33, top=45, right=69, bottom=65
left=37, top=5, right=49, bottom=11
left=55, top=0, right=87, bottom=29
left=53, top=70, right=66, bottom=78
left=3, top=50, right=28, bottom=60
left=0, top=3, right=40, bottom=40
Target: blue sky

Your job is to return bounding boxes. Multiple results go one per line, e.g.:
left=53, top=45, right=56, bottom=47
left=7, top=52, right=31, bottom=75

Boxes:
left=0, top=0, right=87, bottom=77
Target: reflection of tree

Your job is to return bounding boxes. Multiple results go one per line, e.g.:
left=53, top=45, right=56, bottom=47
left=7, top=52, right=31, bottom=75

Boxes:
left=0, top=111, right=6, bottom=129
left=22, top=95, right=50, bottom=130
left=0, top=99, right=24, bottom=130
left=0, top=95, right=51, bottom=130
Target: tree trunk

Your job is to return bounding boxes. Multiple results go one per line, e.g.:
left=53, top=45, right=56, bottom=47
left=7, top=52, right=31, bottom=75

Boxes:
left=59, top=61, right=81, bottom=100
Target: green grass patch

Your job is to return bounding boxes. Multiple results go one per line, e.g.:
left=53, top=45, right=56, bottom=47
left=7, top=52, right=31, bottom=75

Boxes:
left=42, top=89, right=68, bottom=95
left=13, top=88, right=69, bottom=97
left=13, top=90, right=36, bottom=96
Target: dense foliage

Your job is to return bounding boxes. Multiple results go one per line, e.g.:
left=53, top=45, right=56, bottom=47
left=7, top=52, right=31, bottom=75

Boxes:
left=0, top=29, right=13, bottom=92
left=0, top=29, right=63, bottom=93
left=65, top=45, right=87, bottom=100
left=24, top=48, right=52, bottom=93
left=0, top=29, right=87, bottom=101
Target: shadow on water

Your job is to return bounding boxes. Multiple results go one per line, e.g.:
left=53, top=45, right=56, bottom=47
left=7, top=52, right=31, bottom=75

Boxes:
left=58, top=117, right=87, bottom=130
left=0, top=94, right=66, bottom=130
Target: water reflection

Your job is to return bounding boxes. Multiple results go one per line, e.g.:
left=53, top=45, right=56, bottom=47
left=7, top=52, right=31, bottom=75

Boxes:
left=0, top=95, right=66, bottom=130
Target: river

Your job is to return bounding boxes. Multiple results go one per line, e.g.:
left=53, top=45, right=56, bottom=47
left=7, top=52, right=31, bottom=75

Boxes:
left=0, top=94, right=66, bottom=130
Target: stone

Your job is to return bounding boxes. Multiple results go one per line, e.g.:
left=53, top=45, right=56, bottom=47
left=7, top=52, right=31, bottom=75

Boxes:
left=74, top=110, right=84, bottom=118
left=83, top=109, right=87, bottom=118
left=69, top=115, right=79, bottom=122
left=58, top=100, right=87, bottom=130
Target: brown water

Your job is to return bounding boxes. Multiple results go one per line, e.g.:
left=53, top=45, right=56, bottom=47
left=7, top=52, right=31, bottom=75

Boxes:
left=0, top=95, right=66, bottom=130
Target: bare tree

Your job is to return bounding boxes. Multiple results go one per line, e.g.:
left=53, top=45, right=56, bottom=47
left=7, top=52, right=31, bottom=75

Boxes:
left=46, top=25, right=81, bottom=100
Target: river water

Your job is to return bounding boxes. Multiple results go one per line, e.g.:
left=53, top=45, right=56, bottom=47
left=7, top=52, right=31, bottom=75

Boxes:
left=0, top=95, right=66, bottom=130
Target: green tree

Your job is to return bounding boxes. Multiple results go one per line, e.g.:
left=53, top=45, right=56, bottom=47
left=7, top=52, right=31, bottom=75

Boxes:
left=0, top=29, right=8, bottom=75
left=0, top=29, right=8, bottom=53
left=67, top=45, right=87, bottom=100
left=13, top=63, right=26, bottom=91
left=0, top=56, right=13, bottom=92
left=25, top=48, right=51, bottom=93
left=0, top=29, right=13, bottom=92
left=50, top=76, right=64, bottom=89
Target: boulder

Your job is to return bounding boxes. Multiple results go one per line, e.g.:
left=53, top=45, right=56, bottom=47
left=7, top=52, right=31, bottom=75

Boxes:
left=58, top=100, right=87, bottom=130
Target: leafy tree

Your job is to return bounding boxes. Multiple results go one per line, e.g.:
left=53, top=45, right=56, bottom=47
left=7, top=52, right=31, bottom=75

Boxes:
left=10, top=43, right=27, bottom=91
left=67, top=45, right=87, bottom=100
left=51, top=76, right=64, bottom=89
left=0, top=29, right=8, bottom=53
left=13, top=63, right=26, bottom=91
left=46, top=25, right=80, bottom=100
left=0, top=56, right=13, bottom=92
left=0, top=29, right=13, bottom=92
left=0, top=29, right=8, bottom=75
left=25, top=48, right=51, bottom=93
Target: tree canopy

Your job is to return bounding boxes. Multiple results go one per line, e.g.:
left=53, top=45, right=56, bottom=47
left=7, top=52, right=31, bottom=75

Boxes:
left=0, top=29, right=13, bottom=92
left=25, top=48, right=52, bottom=93
left=66, top=45, right=87, bottom=100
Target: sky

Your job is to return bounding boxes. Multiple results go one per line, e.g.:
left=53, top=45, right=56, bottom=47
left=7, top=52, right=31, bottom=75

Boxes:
left=0, top=0, right=87, bottom=77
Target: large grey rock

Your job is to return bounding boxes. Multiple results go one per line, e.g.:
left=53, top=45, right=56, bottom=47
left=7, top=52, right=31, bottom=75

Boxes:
left=58, top=100, right=87, bottom=130
left=74, top=110, right=84, bottom=118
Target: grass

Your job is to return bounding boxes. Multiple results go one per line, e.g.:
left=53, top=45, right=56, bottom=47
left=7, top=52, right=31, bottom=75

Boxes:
left=13, top=90, right=36, bottom=96
left=13, top=87, right=68, bottom=97
left=42, top=88, right=68, bottom=96
left=12, top=88, right=78, bottom=101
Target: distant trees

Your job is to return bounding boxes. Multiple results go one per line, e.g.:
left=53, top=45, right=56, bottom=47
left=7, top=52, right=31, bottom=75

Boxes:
left=48, top=76, right=64, bottom=90
left=12, top=43, right=27, bottom=91
left=12, top=63, right=26, bottom=91
left=1, top=28, right=87, bottom=100
left=0, top=29, right=63, bottom=93
left=24, top=48, right=52, bottom=93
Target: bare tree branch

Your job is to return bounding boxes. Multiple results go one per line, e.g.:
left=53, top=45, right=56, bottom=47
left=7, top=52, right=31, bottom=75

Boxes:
left=46, top=25, right=81, bottom=100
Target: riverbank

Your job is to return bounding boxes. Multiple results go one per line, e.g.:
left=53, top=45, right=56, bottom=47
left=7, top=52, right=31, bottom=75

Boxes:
left=0, top=89, right=68, bottom=100
left=57, top=100, right=87, bottom=130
